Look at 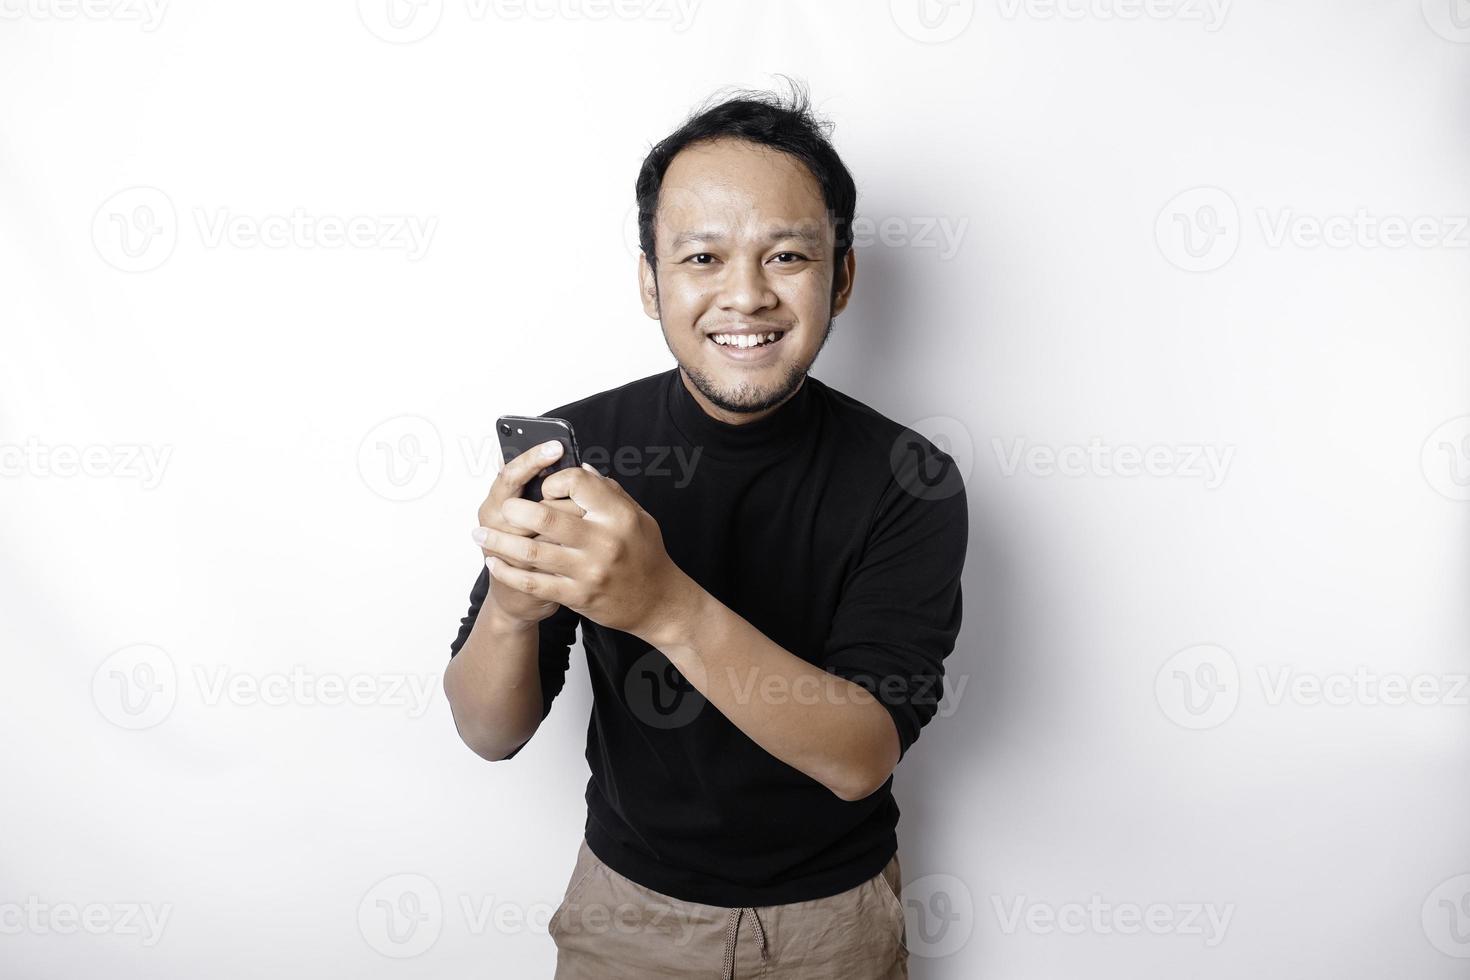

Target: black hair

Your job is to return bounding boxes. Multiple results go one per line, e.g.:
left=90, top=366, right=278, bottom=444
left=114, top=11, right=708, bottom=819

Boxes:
left=634, top=76, right=857, bottom=299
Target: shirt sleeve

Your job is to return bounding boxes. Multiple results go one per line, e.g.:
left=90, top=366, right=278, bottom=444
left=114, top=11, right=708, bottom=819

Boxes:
left=448, top=564, right=579, bottom=760
left=821, top=436, right=968, bottom=763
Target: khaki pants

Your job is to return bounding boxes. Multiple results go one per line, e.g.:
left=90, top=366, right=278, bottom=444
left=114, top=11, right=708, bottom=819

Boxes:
left=549, top=838, right=909, bottom=979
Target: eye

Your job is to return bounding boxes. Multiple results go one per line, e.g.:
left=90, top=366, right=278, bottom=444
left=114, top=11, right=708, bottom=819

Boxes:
left=771, top=252, right=807, bottom=264
left=683, top=253, right=717, bottom=265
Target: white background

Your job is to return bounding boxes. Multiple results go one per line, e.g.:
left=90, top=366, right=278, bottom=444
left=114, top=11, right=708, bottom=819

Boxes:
left=2, top=0, right=1468, bottom=977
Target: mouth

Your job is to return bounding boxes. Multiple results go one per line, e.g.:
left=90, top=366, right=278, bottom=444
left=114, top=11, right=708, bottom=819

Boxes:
left=705, top=329, right=789, bottom=362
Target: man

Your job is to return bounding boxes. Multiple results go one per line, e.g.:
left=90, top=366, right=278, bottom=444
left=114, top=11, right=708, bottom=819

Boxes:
left=444, top=83, right=968, bottom=979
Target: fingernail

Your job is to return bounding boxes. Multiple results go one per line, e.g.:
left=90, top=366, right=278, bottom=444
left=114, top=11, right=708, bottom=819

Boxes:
left=471, top=527, right=488, bottom=545
left=541, top=440, right=562, bottom=457
left=582, top=463, right=598, bottom=474
left=485, top=555, right=498, bottom=573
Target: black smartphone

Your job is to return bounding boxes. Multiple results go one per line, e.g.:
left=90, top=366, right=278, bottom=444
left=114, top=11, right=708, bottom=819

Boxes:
left=496, top=415, right=582, bottom=502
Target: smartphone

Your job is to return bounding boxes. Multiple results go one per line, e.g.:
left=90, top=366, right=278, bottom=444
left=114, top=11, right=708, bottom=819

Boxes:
left=496, top=415, right=582, bottom=502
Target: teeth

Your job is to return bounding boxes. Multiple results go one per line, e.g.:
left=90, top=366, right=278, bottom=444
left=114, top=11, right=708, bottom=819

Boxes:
left=711, top=332, right=780, bottom=348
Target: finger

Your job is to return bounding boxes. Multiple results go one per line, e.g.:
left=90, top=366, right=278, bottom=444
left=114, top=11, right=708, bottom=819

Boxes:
left=501, top=497, right=589, bottom=546
left=486, top=554, right=572, bottom=605
left=474, top=526, right=574, bottom=575
left=540, top=463, right=623, bottom=520
left=471, top=527, right=535, bottom=568
left=495, top=439, right=566, bottom=499
left=542, top=497, right=587, bottom=520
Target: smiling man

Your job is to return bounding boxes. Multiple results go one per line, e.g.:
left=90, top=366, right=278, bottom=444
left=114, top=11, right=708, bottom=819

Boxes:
left=444, top=82, right=968, bottom=979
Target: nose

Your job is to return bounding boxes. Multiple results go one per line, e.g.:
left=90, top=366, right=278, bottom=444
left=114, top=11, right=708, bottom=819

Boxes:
left=717, top=256, right=777, bottom=316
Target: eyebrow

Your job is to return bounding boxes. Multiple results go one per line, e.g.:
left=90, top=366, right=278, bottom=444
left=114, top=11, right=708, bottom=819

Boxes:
left=671, top=227, right=826, bottom=249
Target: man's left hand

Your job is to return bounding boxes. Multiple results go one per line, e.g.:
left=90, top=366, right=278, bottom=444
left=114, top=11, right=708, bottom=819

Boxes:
left=474, top=463, right=694, bottom=643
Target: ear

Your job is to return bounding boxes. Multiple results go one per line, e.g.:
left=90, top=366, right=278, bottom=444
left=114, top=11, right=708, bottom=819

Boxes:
left=830, top=247, right=857, bottom=317
left=637, top=252, right=660, bottom=320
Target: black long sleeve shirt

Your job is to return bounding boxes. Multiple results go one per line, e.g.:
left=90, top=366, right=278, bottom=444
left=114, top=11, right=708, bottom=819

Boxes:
left=449, top=367, right=968, bottom=907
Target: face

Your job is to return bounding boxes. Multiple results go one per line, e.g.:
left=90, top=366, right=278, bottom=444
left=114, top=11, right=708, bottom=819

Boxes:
left=638, top=137, right=856, bottom=422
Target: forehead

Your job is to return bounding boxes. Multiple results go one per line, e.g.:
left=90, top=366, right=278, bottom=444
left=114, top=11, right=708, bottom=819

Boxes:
left=658, top=138, right=830, bottom=239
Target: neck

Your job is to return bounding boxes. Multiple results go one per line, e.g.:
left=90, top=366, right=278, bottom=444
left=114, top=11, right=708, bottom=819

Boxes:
left=677, top=368, right=806, bottom=427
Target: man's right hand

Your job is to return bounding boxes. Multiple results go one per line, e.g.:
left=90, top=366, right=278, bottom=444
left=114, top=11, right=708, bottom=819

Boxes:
left=473, top=440, right=584, bottom=628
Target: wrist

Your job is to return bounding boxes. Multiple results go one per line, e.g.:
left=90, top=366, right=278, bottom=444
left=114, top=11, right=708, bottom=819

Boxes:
left=482, top=600, right=542, bottom=637
left=637, top=568, right=708, bottom=651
